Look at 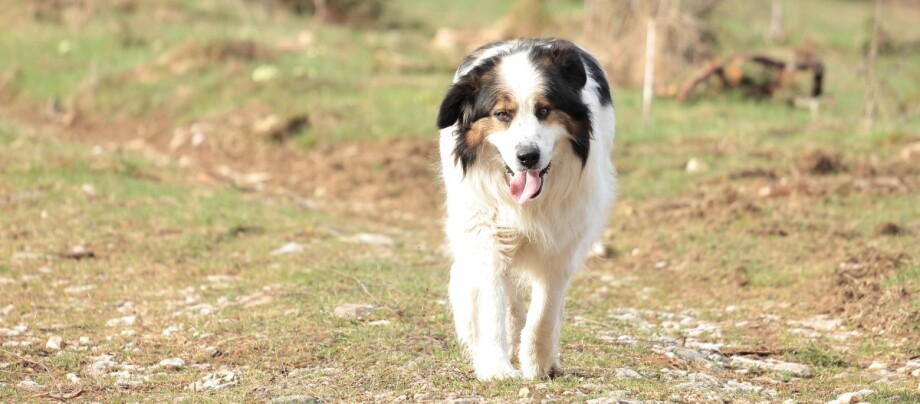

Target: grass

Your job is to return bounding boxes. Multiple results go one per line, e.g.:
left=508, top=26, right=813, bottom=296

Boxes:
left=1, top=0, right=920, bottom=402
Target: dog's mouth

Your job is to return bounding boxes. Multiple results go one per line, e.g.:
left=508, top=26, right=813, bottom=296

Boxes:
left=505, top=163, right=550, bottom=205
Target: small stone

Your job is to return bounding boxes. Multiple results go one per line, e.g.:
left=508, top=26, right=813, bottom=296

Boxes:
left=106, top=315, right=136, bottom=327
left=685, top=158, right=706, bottom=173
left=614, top=368, right=643, bottom=379
left=339, top=233, right=396, bottom=247
left=912, top=368, right=920, bottom=377
left=827, top=389, right=874, bottom=404
left=867, top=361, right=886, bottom=371
left=368, top=320, right=391, bottom=326
left=66, top=373, right=80, bottom=384
left=45, top=335, right=64, bottom=351
left=518, top=387, right=530, bottom=398
left=17, top=378, right=42, bottom=390
left=333, top=303, right=374, bottom=320
left=0, top=304, right=13, bottom=316
left=271, top=396, right=321, bottom=404
left=730, top=356, right=812, bottom=378
left=86, top=354, right=119, bottom=376
left=899, top=141, right=920, bottom=162
left=187, top=369, right=238, bottom=391
left=79, top=336, right=91, bottom=345
left=270, top=242, right=305, bottom=256
left=588, top=241, right=614, bottom=258
left=81, top=183, right=97, bottom=197
left=0, top=324, right=27, bottom=337
left=157, top=358, right=186, bottom=370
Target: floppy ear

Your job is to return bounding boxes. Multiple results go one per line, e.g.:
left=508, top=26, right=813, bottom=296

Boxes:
left=544, top=41, right=587, bottom=90
left=436, top=80, right=476, bottom=130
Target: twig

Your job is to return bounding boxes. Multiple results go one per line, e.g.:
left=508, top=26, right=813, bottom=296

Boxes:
left=34, top=388, right=84, bottom=402
left=330, top=270, right=400, bottom=316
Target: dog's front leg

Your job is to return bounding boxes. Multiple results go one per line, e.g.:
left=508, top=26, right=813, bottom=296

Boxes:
left=519, top=270, right=569, bottom=380
left=449, top=237, right=520, bottom=381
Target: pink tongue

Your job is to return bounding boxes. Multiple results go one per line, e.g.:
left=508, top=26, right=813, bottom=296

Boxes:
left=509, top=170, right=543, bottom=204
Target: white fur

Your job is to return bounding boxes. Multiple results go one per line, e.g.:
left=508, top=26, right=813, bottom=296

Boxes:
left=439, top=42, right=616, bottom=380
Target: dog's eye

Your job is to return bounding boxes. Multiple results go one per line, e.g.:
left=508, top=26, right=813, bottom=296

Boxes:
left=494, top=111, right=512, bottom=123
left=536, top=107, right=550, bottom=119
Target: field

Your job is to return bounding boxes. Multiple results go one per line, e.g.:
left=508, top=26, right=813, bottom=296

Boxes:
left=1, top=0, right=919, bottom=402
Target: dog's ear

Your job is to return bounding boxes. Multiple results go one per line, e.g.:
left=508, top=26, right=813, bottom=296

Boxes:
left=436, top=79, right=476, bottom=130
left=536, top=40, right=587, bottom=90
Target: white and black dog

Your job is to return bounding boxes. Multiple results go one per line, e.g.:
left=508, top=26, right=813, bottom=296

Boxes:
left=437, top=38, right=616, bottom=380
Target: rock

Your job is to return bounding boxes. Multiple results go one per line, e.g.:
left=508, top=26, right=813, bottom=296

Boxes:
left=614, top=368, right=643, bottom=379
left=45, top=335, right=64, bottom=351
left=272, top=396, right=321, bottom=404
left=586, top=397, right=642, bottom=404
left=157, top=358, right=186, bottom=370
left=899, top=141, right=920, bottom=162
left=0, top=324, right=27, bottom=337
left=106, top=315, right=137, bottom=327
left=723, top=379, right=762, bottom=393
left=368, top=320, right=391, bottom=326
left=333, top=303, right=374, bottom=320
left=270, top=242, right=305, bottom=256
left=66, top=373, right=80, bottom=384
left=0, top=304, right=13, bottom=316
left=339, top=233, right=396, bottom=247
left=17, top=378, right=42, bottom=390
left=64, top=284, right=96, bottom=294
left=86, top=354, right=119, bottom=376
left=187, top=369, right=238, bottom=391
left=827, top=389, right=874, bottom=404
left=685, top=158, right=707, bottom=173
left=518, top=387, right=530, bottom=398
left=867, top=361, right=886, bottom=371
left=669, top=347, right=710, bottom=363
left=588, top=241, right=614, bottom=258
left=730, top=356, right=812, bottom=378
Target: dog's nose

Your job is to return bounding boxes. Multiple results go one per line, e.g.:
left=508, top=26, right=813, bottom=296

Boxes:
left=516, top=145, right=540, bottom=169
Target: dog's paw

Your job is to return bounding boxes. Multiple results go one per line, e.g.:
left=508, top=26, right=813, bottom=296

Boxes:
left=474, top=360, right=521, bottom=381
left=520, top=359, right=561, bottom=380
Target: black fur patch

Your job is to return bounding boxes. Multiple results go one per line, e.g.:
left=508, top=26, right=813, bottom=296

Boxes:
left=529, top=40, right=593, bottom=167
left=436, top=57, right=504, bottom=173
left=437, top=38, right=604, bottom=173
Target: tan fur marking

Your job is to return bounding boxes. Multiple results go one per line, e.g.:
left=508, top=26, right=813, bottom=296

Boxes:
left=465, top=93, right=517, bottom=148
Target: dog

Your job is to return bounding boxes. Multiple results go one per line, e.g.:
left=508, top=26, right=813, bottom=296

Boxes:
left=437, top=38, right=616, bottom=380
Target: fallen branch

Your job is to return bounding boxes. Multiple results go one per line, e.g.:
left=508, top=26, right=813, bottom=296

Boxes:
left=34, top=388, right=85, bottom=402
left=677, top=52, right=824, bottom=102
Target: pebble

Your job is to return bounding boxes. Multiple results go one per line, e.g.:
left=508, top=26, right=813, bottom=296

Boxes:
left=0, top=324, right=27, bottom=337
left=333, top=303, right=374, bottom=319
left=45, top=335, right=64, bottom=351
left=187, top=369, right=238, bottom=391
left=17, top=378, right=42, bottom=390
left=157, top=358, right=186, bottom=370
left=518, top=387, right=530, bottom=398
left=826, top=389, right=874, bottom=404
left=271, top=396, right=321, bottom=404
left=270, top=242, right=305, bottom=256
left=730, top=356, right=812, bottom=378
left=339, top=233, right=396, bottom=247
left=66, top=373, right=80, bottom=383
left=86, top=354, right=119, bottom=376
left=614, top=368, right=643, bottom=379
left=106, top=315, right=137, bottom=327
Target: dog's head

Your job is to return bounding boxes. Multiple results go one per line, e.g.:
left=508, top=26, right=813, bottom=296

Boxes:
left=437, top=39, right=592, bottom=205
